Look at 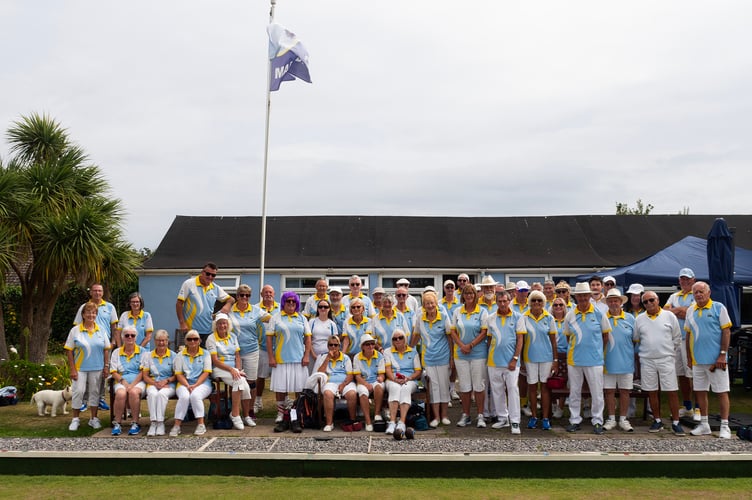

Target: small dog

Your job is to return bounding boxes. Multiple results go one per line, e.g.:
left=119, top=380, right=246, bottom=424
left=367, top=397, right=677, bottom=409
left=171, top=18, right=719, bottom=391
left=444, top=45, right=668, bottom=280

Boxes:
left=31, top=386, right=72, bottom=417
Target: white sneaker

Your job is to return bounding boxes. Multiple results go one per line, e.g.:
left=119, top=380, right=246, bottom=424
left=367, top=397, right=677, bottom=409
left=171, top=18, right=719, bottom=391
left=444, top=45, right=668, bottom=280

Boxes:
left=169, top=426, right=181, bottom=437
left=384, top=409, right=391, bottom=420
left=693, top=408, right=702, bottom=422
left=492, top=417, right=510, bottom=429
left=156, top=422, right=166, bottom=436
left=477, top=415, right=486, bottom=428
left=147, top=423, right=157, bottom=436
left=396, top=421, right=406, bottom=433
left=552, top=404, right=564, bottom=419
left=244, top=416, right=257, bottom=427
left=441, top=417, right=451, bottom=426
left=447, top=401, right=453, bottom=408
left=603, top=419, right=617, bottom=431
left=374, top=414, right=383, bottom=422
left=456, top=413, right=472, bottom=427
left=88, top=417, right=102, bottom=430
left=323, top=424, right=334, bottom=432
left=194, top=423, right=207, bottom=435
left=619, top=420, right=634, bottom=432
left=451, top=390, right=460, bottom=400
left=253, top=399, right=263, bottom=413
left=365, top=424, right=374, bottom=432
left=68, top=417, right=80, bottom=431
left=231, top=415, right=244, bottom=430
left=511, top=422, right=521, bottom=435
left=275, top=411, right=284, bottom=423
left=429, top=419, right=439, bottom=428
left=719, top=424, right=732, bottom=439
left=385, top=422, right=396, bottom=434
left=521, top=405, right=533, bottom=417
left=690, top=423, right=712, bottom=436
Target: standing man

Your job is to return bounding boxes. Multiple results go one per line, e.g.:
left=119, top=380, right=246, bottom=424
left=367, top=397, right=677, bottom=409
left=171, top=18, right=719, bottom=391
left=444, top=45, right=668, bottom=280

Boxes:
left=328, top=287, right=347, bottom=333
left=343, top=275, right=376, bottom=317
left=543, top=279, right=556, bottom=309
left=303, top=279, right=329, bottom=319
left=478, top=275, right=499, bottom=313
left=633, top=291, right=685, bottom=436
left=685, top=281, right=732, bottom=439
left=395, top=278, right=420, bottom=312
left=511, top=280, right=530, bottom=314
left=664, top=267, right=698, bottom=420
left=255, top=284, right=279, bottom=414
left=589, top=276, right=608, bottom=314
left=73, top=283, right=118, bottom=411
left=175, top=262, right=234, bottom=345
left=562, top=282, right=611, bottom=434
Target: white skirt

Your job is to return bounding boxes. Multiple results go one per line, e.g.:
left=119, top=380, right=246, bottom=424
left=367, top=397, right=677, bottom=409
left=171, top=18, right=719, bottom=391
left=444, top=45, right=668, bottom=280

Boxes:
left=270, top=363, right=308, bottom=393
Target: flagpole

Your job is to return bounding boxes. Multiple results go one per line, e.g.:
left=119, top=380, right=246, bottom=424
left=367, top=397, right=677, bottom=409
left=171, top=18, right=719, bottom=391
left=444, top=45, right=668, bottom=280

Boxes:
left=259, top=0, right=276, bottom=289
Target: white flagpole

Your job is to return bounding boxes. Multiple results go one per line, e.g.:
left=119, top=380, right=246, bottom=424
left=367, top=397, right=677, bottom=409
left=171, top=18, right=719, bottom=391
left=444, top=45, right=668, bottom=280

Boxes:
left=259, top=0, right=277, bottom=289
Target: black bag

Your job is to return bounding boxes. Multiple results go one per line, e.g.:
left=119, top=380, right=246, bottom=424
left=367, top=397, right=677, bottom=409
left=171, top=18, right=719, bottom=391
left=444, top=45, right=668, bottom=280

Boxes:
left=293, top=388, right=321, bottom=429
left=405, top=400, right=427, bottom=430
left=737, top=425, right=752, bottom=441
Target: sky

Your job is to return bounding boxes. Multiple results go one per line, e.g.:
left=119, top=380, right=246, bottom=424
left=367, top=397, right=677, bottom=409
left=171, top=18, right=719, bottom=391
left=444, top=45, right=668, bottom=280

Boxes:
left=1, top=1, right=751, bottom=250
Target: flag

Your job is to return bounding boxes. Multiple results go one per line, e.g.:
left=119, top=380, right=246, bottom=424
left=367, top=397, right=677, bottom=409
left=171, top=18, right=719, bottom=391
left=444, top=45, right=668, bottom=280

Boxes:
left=267, top=23, right=311, bottom=92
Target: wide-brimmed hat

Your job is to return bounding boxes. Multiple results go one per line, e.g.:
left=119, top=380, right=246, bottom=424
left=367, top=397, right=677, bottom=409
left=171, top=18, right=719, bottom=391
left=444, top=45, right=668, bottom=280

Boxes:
left=360, top=333, right=376, bottom=347
left=372, top=287, right=386, bottom=295
left=605, top=288, right=628, bottom=304
left=480, top=275, right=499, bottom=286
left=505, top=282, right=516, bottom=291
left=571, top=282, right=592, bottom=295
left=626, top=283, right=644, bottom=295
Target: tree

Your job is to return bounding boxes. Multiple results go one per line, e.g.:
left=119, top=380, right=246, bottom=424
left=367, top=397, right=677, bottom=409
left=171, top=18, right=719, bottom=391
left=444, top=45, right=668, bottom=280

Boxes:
left=0, top=113, right=139, bottom=362
left=615, top=199, right=654, bottom=215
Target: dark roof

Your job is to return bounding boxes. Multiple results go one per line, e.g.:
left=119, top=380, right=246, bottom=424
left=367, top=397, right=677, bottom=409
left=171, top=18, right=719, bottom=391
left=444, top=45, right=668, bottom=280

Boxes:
left=143, top=215, right=752, bottom=270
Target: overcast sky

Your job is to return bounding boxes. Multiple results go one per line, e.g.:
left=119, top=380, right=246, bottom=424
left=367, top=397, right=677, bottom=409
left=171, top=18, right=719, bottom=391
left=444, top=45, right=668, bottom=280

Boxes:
left=1, top=1, right=750, bottom=250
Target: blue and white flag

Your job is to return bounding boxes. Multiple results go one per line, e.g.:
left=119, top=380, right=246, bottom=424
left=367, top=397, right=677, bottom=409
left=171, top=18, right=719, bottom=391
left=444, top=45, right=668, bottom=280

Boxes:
left=267, top=23, right=311, bottom=92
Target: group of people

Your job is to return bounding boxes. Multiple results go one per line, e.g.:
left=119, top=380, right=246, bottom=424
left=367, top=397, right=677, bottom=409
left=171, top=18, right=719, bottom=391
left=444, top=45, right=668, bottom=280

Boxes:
left=62, top=262, right=733, bottom=439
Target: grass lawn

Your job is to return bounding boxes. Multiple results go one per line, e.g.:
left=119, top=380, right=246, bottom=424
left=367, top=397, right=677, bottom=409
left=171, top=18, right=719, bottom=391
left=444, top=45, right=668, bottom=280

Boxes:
left=0, top=476, right=750, bottom=499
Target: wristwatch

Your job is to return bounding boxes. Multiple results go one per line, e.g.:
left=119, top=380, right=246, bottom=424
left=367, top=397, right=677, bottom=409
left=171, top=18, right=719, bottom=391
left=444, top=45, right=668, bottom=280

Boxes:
left=512, top=356, right=519, bottom=361
left=720, top=350, right=727, bottom=355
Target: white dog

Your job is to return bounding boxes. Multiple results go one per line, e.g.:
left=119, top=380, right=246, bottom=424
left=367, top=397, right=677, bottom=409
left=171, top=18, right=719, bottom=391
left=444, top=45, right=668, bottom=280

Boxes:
left=30, top=386, right=72, bottom=417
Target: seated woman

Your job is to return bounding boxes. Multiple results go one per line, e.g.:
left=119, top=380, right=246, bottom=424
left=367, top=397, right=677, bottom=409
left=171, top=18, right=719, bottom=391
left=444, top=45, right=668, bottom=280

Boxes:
left=171, top=330, right=212, bottom=436
left=141, top=329, right=176, bottom=436
left=309, top=335, right=358, bottom=432
left=110, top=326, right=148, bottom=436
left=206, top=313, right=252, bottom=430
left=353, top=333, right=386, bottom=431
left=384, top=328, right=422, bottom=435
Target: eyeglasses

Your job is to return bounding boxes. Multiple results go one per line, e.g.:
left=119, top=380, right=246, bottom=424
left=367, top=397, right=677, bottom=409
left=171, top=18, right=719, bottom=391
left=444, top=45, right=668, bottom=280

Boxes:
left=555, top=289, right=568, bottom=294
left=203, top=271, right=217, bottom=278
left=328, top=343, right=340, bottom=348
left=396, top=294, right=407, bottom=298
left=186, top=337, right=200, bottom=342
left=285, top=299, right=297, bottom=304
left=318, top=305, right=330, bottom=309
left=362, top=342, right=376, bottom=347
left=445, top=285, right=454, bottom=289
left=642, top=298, right=657, bottom=305
left=238, top=293, right=250, bottom=298
left=123, top=334, right=136, bottom=338
left=393, top=336, right=405, bottom=341
left=530, top=299, right=544, bottom=303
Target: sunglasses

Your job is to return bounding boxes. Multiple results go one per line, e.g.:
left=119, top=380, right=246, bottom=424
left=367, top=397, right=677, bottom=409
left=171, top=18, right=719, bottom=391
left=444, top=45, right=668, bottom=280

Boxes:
left=555, top=289, right=568, bottom=294
left=328, top=343, right=340, bottom=347
left=362, top=342, right=376, bottom=347
left=553, top=303, right=565, bottom=307
left=318, top=305, right=330, bottom=309
left=203, top=271, right=217, bottom=278
left=396, top=294, right=407, bottom=298
left=238, top=293, right=250, bottom=298
left=393, top=336, right=405, bottom=341
left=530, top=299, right=544, bottom=303
left=642, top=298, right=657, bottom=305
left=445, top=285, right=455, bottom=289
left=285, top=299, right=297, bottom=304
left=123, top=334, right=136, bottom=338
left=186, top=337, right=200, bottom=342
left=350, top=305, right=362, bottom=309
left=350, top=283, right=361, bottom=286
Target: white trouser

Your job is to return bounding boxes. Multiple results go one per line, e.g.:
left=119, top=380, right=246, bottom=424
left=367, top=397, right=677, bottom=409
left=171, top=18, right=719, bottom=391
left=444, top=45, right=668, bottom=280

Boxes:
left=174, top=383, right=212, bottom=420
left=146, top=385, right=176, bottom=423
left=568, top=365, right=604, bottom=425
left=488, top=365, right=520, bottom=423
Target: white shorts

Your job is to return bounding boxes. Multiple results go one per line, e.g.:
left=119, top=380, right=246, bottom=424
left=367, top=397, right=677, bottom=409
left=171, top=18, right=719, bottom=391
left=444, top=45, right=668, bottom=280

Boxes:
left=640, top=357, right=678, bottom=392
left=323, top=381, right=357, bottom=396
left=240, top=351, right=260, bottom=381
left=386, top=380, right=418, bottom=405
left=675, top=342, right=692, bottom=378
left=257, top=351, right=271, bottom=379
left=270, top=363, right=308, bottom=394
left=113, top=381, right=146, bottom=394
left=356, top=381, right=384, bottom=397
left=526, top=361, right=553, bottom=384
left=424, top=364, right=451, bottom=403
left=692, top=365, right=730, bottom=393
left=455, top=358, right=487, bottom=393
left=603, top=373, right=633, bottom=390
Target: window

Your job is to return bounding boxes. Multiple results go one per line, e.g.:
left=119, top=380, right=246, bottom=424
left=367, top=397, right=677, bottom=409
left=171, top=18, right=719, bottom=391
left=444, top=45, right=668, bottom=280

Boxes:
left=382, top=276, right=436, bottom=289
left=214, top=275, right=240, bottom=292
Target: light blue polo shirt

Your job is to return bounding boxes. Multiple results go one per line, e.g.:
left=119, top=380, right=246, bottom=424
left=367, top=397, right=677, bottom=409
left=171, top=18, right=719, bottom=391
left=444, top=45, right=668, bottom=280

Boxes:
left=74, top=300, right=118, bottom=339
left=229, top=304, right=266, bottom=355
left=117, top=310, right=153, bottom=346
left=413, top=310, right=452, bottom=367
left=268, top=311, right=311, bottom=364
left=342, top=316, right=373, bottom=356
left=486, top=309, right=526, bottom=368
left=256, top=301, right=279, bottom=352
left=206, top=332, right=240, bottom=368
left=64, top=323, right=109, bottom=372
left=175, top=347, right=212, bottom=387
left=313, top=351, right=353, bottom=384
left=388, top=346, right=421, bottom=378
left=665, top=290, right=695, bottom=339
left=177, top=276, right=230, bottom=335
left=372, top=309, right=408, bottom=349
left=452, top=304, right=489, bottom=361
left=685, top=299, right=732, bottom=365
left=441, top=296, right=461, bottom=320
left=353, top=351, right=387, bottom=384
left=110, top=346, right=146, bottom=383
left=563, top=304, right=611, bottom=367
left=604, top=311, right=635, bottom=375
left=142, top=349, right=176, bottom=387
left=522, top=310, right=557, bottom=363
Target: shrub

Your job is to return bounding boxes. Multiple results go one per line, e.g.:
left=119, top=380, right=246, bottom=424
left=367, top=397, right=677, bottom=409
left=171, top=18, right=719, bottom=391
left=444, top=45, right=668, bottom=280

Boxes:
left=0, top=359, right=71, bottom=400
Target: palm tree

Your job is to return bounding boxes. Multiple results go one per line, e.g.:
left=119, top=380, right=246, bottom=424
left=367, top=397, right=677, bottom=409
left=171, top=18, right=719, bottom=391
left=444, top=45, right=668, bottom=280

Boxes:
left=0, top=113, right=139, bottom=362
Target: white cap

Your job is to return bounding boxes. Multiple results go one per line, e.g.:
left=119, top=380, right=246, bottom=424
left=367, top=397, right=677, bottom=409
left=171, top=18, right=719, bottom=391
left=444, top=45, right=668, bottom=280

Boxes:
left=516, top=280, right=530, bottom=291
left=396, top=278, right=410, bottom=286
left=603, top=275, right=616, bottom=284
left=214, top=313, right=230, bottom=322
left=328, top=286, right=343, bottom=295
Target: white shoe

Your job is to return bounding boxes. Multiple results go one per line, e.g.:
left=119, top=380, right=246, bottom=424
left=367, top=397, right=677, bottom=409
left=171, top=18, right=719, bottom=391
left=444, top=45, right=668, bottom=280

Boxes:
left=244, top=416, right=257, bottom=427
left=147, top=423, right=157, bottom=436
left=231, top=415, right=244, bottom=430
left=521, top=405, right=533, bottom=417
left=619, top=420, right=634, bottom=432
left=194, top=423, right=207, bottom=435
left=477, top=415, right=486, bottom=428
left=511, top=422, right=521, bottom=435
left=441, top=417, right=451, bottom=426
left=323, top=424, right=334, bottom=432
left=374, top=414, right=383, bottom=422
left=492, top=417, right=510, bottom=429
left=603, top=419, right=617, bottom=431
left=156, top=422, right=166, bottom=436
left=693, top=408, right=702, bottom=422
left=253, top=399, right=263, bottom=413
left=88, top=417, right=102, bottom=430
left=719, top=424, right=732, bottom=439
left=429, top=419, right=439, bottom=428
left=275, top=411, right=284, bottom=423
left=384, top=409, right=391, bottom=420
left=169, top=426, right=181, bottom=437
left=365, top=424, right=374, bottom=432
left=552, top=404, right=564, bottom=419
left=385, top=422, right=396, bottom=434
left=447, top=401, right=453, bottom=408
left=396, top=421, right=406, bottom=433
left=690, top=423, right=712, bottom=436
left=456, top=414, right=472, bottom=427
left=451, top=390, right=460, bottom=400
left=68, top=417, right=80, bottom=431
